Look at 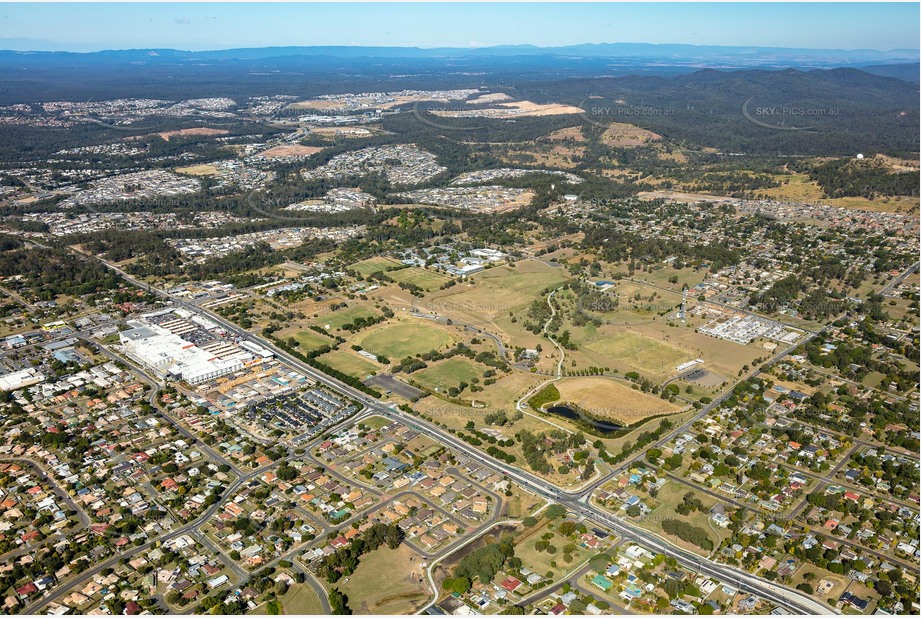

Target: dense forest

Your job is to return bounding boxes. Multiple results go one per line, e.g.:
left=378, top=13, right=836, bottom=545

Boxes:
left=805, top=158, right=920, bottom=198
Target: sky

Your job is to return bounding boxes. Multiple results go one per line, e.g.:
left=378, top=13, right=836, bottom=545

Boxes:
left=0, top=2, right=918, bottom=52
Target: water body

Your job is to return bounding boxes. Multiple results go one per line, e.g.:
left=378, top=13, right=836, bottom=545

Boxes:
left=546, top=405, right=622, bottom=435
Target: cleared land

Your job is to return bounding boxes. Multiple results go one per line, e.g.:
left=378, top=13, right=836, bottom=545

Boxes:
left=357, top=321, right=454, bottom=359
left=361, top=415, right=391, bottom=430
left=351, top=256, right=402, bottom=276
left=642, top=176, right=917, bottom=214
left=419, top=261, right=571, bottom=354
left=156, top=127, right=229, bottom=141
left=388, top=267, right=453, bottom=289
left=502, top=487, right=544, bottom=519
left=318, top=350, right=379, bottom=378
left=432, top=261, right=569, bottom=316
left=584, top=331, right=692, bottom=375
left=553, top=377, right=680, bottom=424
left=433, top=100, right=584, bottom=118
left=291, top=92, right=465, bottom=111
left=760, top=169, right=918, bottom=213
left=249, top=583, right=324, bottom=615
left=285, top=329, right=335, bottom=352
left=514, top=518, right=593, bottom=581
left=600, top=122, right=662, bottom=147
left=175, top=163, right=221, bottom=176
left=547, top=126, right=585, bottom=142
left=258, top=144, right=324, bottom=159
left=333, top=544, right=429, bottom=615
left=412, top=357, right=483, bottom=392
left=313, top=306, right=379, bottom=331
left=635, top=481, right=728, bottom=558
left=466, top=93, right=512, bottom=105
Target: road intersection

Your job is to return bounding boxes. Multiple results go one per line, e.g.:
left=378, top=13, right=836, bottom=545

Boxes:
left=13, top=253, right=845, bottom=615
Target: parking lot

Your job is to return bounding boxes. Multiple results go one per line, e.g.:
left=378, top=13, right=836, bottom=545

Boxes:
left=365, top=374, right=426, bottom=401
left=247, top=387, right=355, bottom=433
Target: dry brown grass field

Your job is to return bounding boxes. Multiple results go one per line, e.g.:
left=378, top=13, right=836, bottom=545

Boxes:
left=257, top=144, right=324, bottom=158
left=553, top=376, right=681, bottom=425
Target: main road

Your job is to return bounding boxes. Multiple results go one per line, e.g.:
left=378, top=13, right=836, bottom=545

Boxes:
left=93, top=256, right=836, bottom=615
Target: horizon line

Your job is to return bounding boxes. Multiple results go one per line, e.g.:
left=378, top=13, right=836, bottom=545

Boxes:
left=1, top=41, right=919, bottom=55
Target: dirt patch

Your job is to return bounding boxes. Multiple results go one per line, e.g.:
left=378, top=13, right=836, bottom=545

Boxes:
left=601, top=122, right=662, bottom=147
left=467, top=93, right=512, bottom=105
left=498, top=101, right=585, bottom=116
left=433, top=100, right=584, bottom=119
left=258, top=144, right=324, bottom=159
left=547, top=126, right=585, bottom=142
left=155, top=127, right=229, bottom=141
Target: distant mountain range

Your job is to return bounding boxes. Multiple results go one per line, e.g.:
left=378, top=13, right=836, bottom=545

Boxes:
left=0, top=42, right=918, bottom=71
left=0, top=52, right=915, bottom=158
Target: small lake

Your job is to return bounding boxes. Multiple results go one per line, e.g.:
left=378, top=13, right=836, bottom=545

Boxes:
left=546, top=405, right=623, bottom=435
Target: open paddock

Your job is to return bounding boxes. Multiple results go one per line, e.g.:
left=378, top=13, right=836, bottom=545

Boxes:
left=317, top=350, right=380, bottom=378
left=388, top=266, right=453, bottom=290
left=175, top=163, right=222, bottom=176
left=351, top=256, right=402, bottom=276
left=412, top=357, right=484, bottom=392
left=584, top=331, right=691, bottom=376
left=257, top=144, right=324, bottom=159
left=284, top=328, right=335, bottom=352
left=356, top=321, right=455, bottom=359
left=553, top=376, right=681, bottom=425
left=249, top=583, right=325, bottom=615
left=312, top=305, right=380, bottom=332
left=333, top=544, right=429, bottom=615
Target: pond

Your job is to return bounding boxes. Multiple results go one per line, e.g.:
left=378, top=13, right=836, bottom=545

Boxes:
left=546, top=405, right=623, bottom=435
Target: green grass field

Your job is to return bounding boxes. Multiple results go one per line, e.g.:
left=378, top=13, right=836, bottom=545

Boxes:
left=248, top=584, right=324, bottom=615
left=476, top=263, right=570, bottom=300
left=636, top=481, right=727, bottom=557
left=388, top=266, right=453, bottom=289
left=413, top=357, right=483, bottom=391
left=358, top=322, right=454, bottom=358
left=514, top=519, right=592, bottom=582
left=318, top=350, right=380, bottom=378
left=313, top=306, right=379, bottom=331
left=333, top=544, right=428, bottom=614
left=351, top=256, right=402, bottom=276
left=585, top=331, right=690, bottom=375
left=290, top=329, right=335, bottom=352
left=361, top=415, right=392, bottom=430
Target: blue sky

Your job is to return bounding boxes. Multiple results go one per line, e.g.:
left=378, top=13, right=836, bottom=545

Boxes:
left=0, top=2, right=917, bottom=52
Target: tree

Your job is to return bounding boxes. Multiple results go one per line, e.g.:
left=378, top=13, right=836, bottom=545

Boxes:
left=329, top=589, right=351, bottom=615
left=500, top=605, right=526, bottom=615
left=545, top=504, right=567, bottom=520
left=276, top=464, right=297, bottom=481
left=444, top=576, right=471, bottom=595
left=558, top=520, right=577, bottom=536
left=588, top=553, right=611, bottom=573
left=385, top=525, right=404, bottom=550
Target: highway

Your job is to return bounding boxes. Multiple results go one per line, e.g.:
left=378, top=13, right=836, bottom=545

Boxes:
left=878, top=260, right=919, bottom=296
left=88, top=256, right=840, bottom=614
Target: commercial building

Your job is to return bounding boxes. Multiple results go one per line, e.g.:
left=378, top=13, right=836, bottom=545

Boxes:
left=119, top=321, right=245, bottom=385
left=0, top=367, right=46, bottom=391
